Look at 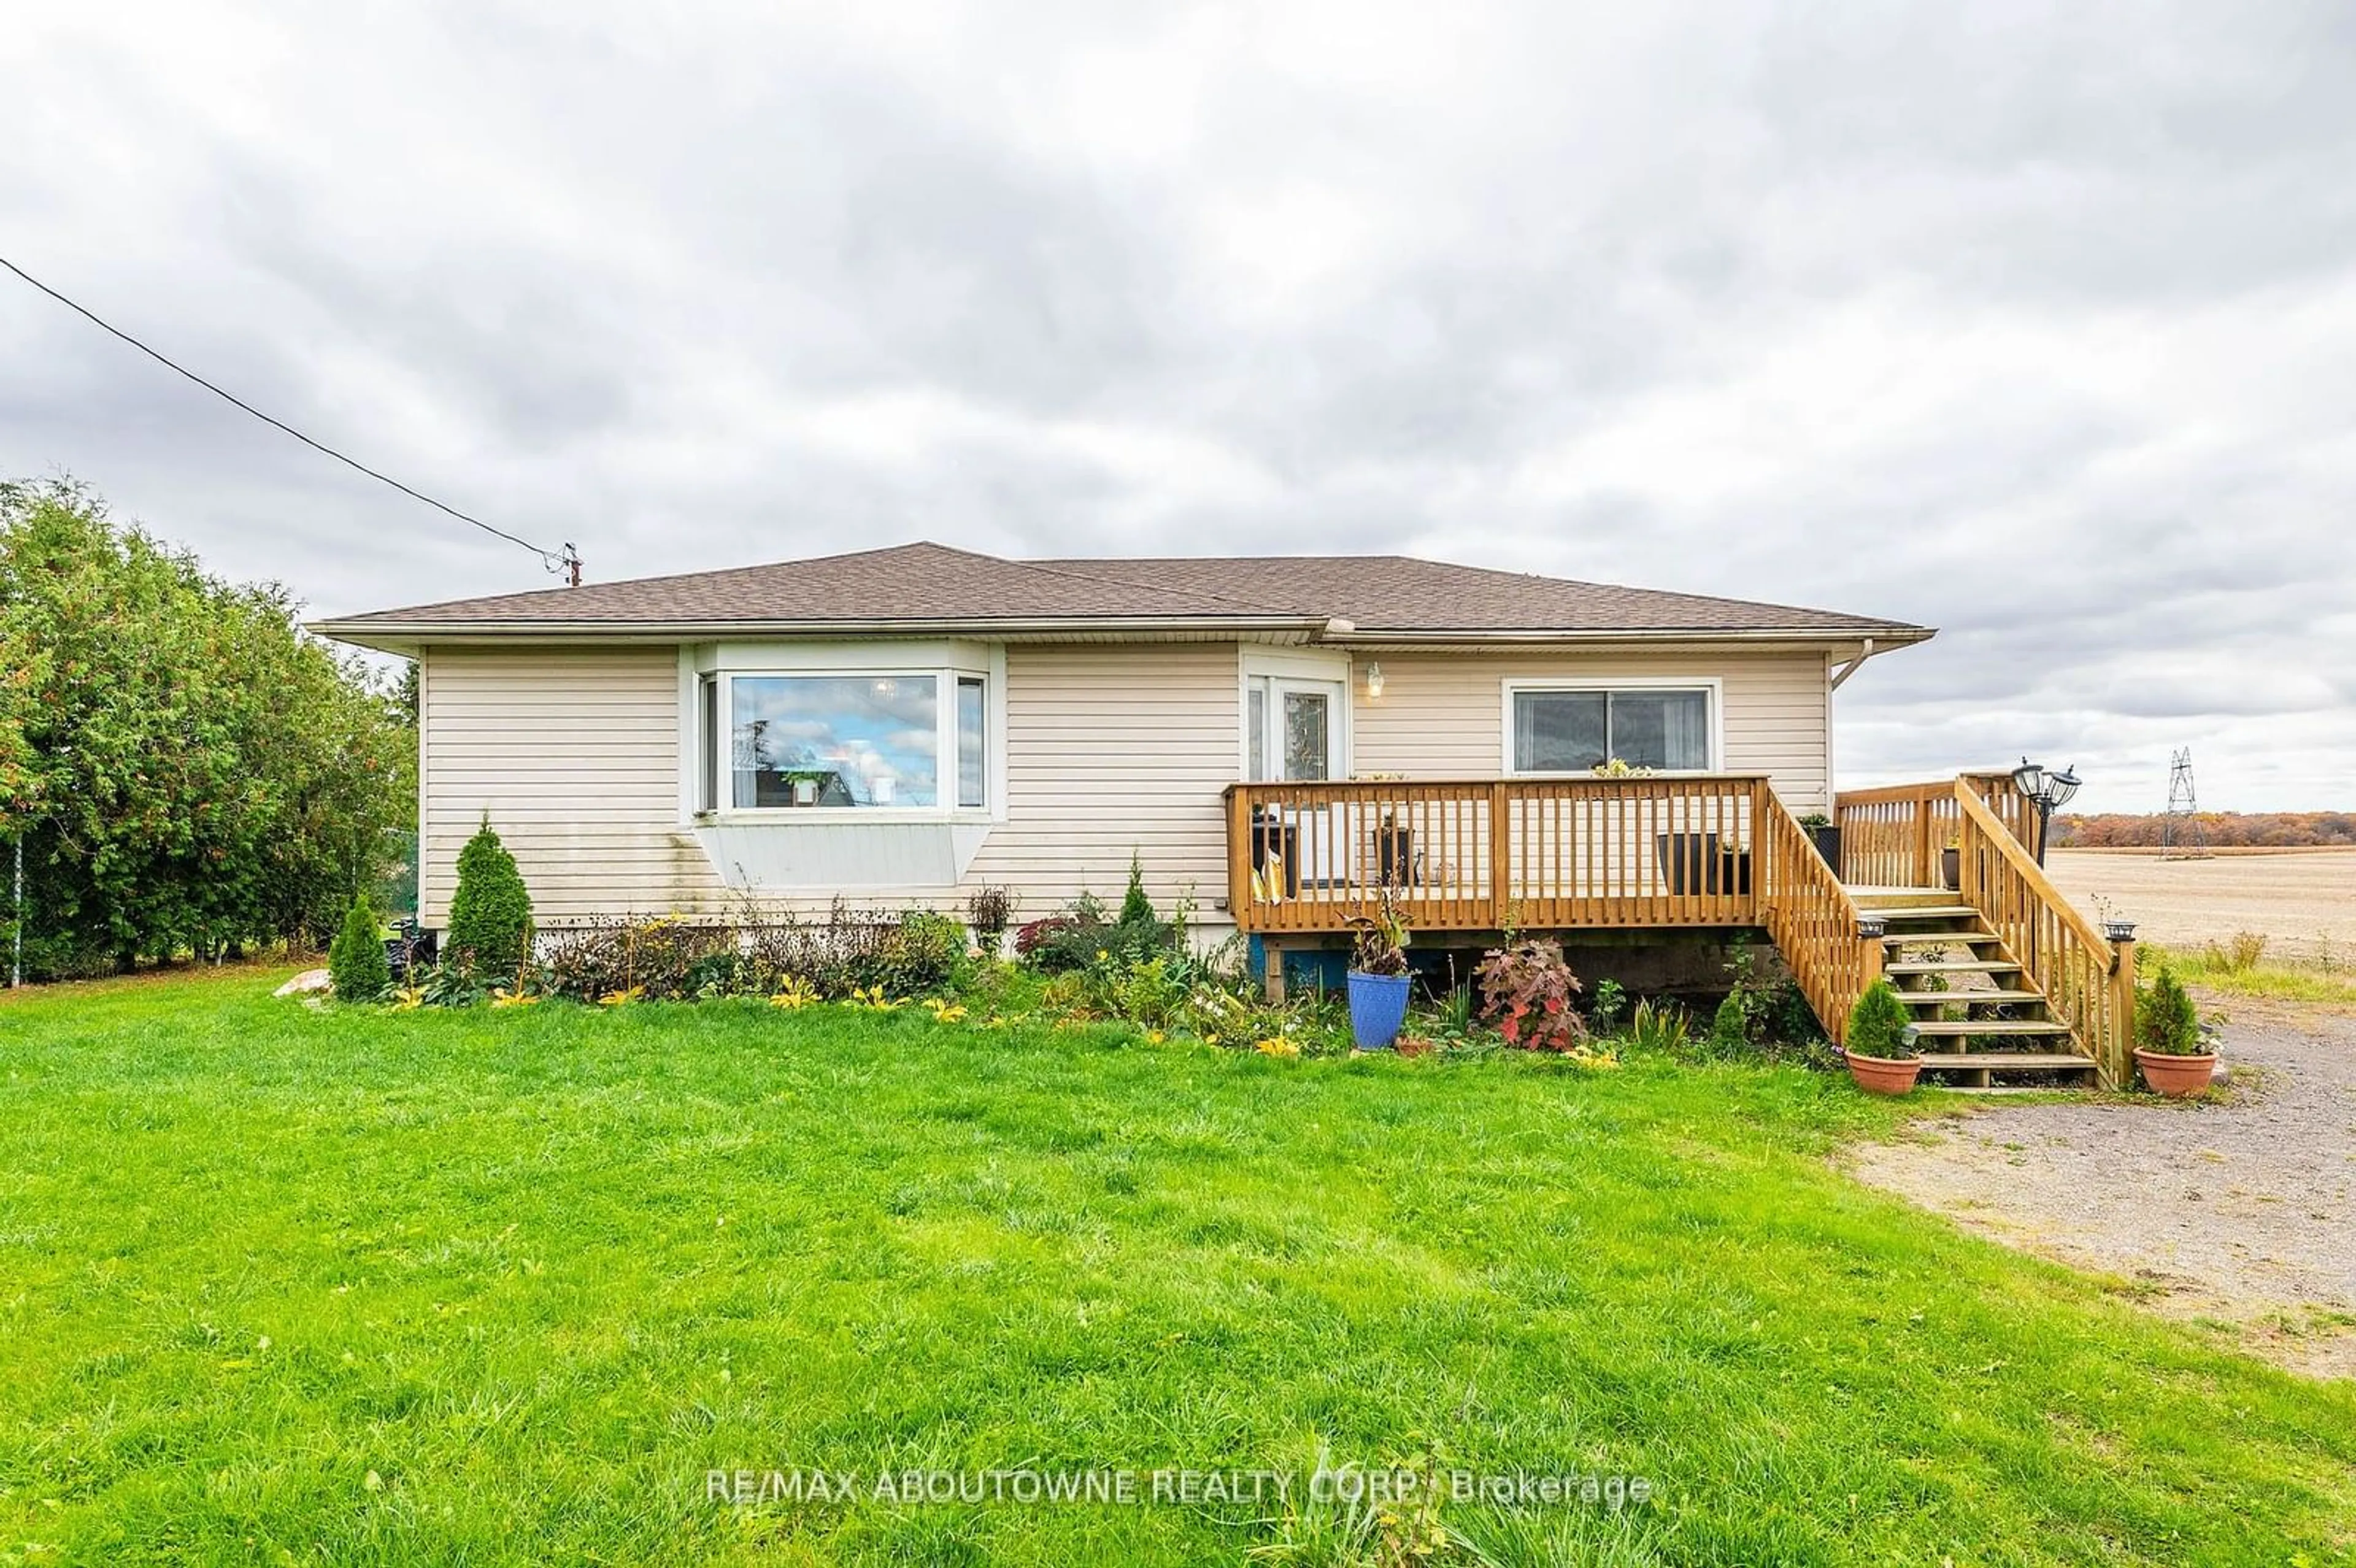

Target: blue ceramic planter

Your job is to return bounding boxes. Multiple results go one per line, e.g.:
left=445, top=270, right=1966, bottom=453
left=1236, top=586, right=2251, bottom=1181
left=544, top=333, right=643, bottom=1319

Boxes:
left=1347, top=970, right=1413, bottom=1050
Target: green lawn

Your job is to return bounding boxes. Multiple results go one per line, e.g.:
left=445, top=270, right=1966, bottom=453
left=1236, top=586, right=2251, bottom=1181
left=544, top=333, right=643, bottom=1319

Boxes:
left=1, top=970, right=2350, bottom=1566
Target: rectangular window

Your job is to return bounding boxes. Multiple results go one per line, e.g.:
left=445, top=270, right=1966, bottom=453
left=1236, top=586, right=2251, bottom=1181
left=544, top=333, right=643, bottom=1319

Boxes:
left=730, top=674, right=941, bottom=808
left=696, top=674, right=718, bottom=812
left=956, top=675, right=986, bottom=809
left=1510, top=686, right=1711, bottom=772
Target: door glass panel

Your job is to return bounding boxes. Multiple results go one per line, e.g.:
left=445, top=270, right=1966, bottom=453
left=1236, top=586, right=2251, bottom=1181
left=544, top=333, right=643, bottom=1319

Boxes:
left=1247, top=683, right=1268, bottom=780
left=1282, top=691, right=1330, bottom=781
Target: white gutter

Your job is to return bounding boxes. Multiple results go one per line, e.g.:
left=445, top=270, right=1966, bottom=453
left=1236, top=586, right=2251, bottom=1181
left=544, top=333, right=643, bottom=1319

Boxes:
left=1829, top=637, right=1881, bottom=690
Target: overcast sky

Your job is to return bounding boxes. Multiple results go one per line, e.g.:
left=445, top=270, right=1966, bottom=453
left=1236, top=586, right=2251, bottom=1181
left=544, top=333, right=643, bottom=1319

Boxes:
left=6, top=3, right=2351, bottom=811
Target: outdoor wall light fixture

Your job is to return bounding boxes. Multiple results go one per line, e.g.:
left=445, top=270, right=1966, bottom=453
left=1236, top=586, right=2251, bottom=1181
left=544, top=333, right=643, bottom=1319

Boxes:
left=2101, top=918, right=2138, bottom=944
left=1363, top=663, right=1385, bottom=699
left=1855, top=915, right=1888, bottom=940
left=2011, top=757, right=2081, bottom=866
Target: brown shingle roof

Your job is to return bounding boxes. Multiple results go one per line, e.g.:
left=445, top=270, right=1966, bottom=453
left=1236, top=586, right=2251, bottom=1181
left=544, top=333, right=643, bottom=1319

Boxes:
left=312, top=540, right=1927, bottom=640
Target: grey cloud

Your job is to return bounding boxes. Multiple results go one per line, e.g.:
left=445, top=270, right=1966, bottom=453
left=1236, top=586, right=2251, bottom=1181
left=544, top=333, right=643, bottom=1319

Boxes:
left=2, top=1, right=2350, bottom=809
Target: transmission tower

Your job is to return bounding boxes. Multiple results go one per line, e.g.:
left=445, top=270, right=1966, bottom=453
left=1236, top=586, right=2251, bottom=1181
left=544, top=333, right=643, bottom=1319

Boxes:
left=2159, top=748, right=2212, bottom=860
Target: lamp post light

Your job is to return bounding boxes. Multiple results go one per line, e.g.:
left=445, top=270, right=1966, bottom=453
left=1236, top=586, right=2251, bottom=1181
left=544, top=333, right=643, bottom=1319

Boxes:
left=2011, top=757, right=2081, bottom=866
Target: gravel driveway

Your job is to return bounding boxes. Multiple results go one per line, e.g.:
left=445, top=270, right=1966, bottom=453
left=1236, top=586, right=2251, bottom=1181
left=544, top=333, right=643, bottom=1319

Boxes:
left=1850, top=997, right=2356, bottom=1379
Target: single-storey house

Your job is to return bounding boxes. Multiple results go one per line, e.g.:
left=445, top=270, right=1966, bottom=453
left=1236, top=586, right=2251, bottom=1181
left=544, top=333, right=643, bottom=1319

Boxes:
left=315, top=542, right=2138, bottom=1087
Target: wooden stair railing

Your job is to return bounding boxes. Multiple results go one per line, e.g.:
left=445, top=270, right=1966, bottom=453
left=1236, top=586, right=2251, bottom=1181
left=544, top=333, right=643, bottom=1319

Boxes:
left=1834, top=772, right=2038, bottom=886
left=1950, top=780, right=2136, bottom=1086
left=1757, top=789, right=1872, bottom=1048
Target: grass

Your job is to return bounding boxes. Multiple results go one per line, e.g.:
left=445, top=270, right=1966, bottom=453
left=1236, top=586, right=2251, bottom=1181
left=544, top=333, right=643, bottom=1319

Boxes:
left=2141, top=942, right=2356, bottom=1008
left=2, top=969, right=2353, bottom=1565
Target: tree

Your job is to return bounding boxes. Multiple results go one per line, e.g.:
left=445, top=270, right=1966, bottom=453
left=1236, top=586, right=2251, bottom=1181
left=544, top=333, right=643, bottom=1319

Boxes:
left=328, top=892, right=391, bottom=1001
left=446, top=818, right=532, bottom=977
left=0, top=478, right=412, bottom=975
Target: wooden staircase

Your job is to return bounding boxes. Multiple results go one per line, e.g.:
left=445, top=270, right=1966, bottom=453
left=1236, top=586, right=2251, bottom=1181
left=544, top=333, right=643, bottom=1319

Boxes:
left=1853, top=890, right=2100, bottom=1088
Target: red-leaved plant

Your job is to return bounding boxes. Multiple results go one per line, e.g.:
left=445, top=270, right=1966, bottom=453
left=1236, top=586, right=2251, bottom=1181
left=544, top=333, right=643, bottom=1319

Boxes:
left=1472, top=938, right=1589, bottom=1052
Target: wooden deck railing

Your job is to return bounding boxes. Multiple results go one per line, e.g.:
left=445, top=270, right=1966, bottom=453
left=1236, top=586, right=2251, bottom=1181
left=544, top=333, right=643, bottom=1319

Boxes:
left=1223, top=776, right=1771, bottom=934
left=1952, top=781, right=2134, bottom=1085
left=1833, top=771, right=2036, bottom=886
left=1757, top=793, right=1871, bottom=1048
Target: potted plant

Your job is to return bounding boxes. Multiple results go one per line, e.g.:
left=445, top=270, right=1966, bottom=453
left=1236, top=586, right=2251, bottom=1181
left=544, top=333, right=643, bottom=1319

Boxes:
left=1798, top=811, right=1841, bottom=875
left=1941, top=837, right=1961, bottom=890
left=1842, top=980, right=1922, bottom=1094
left=1344, top=895, right=1414, bottom=1051
left=1656, top=831, right=1752, bottom=896
left=2133, top=964, right=2215, bottom=1097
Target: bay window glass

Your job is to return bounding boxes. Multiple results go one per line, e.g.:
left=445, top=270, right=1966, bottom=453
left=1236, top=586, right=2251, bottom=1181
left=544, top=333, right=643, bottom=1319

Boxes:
left=956, top=676, right=986, bottom=809
left=1511, top=687, right=1711, bottom=772
left=731, top=674, right=940, bottom=808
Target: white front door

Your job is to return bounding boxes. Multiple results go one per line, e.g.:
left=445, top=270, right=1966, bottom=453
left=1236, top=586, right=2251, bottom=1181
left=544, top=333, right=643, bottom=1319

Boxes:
left=1247, top=675, right=1344, bottom=782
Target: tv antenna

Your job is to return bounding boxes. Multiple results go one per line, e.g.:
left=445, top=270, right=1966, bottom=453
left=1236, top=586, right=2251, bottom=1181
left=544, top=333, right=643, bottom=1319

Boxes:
left=2159, top=748, right=2212, bottom=860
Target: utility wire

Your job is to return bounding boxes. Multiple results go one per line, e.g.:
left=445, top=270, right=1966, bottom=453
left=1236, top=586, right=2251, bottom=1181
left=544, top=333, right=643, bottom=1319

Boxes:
left=0, top=255, right=580, bottom=583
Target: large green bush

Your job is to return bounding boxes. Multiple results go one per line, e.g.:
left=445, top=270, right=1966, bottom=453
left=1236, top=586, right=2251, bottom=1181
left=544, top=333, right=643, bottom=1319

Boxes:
left=1, top=478, right=413, bottom=974
left=327, top=893, right=391, bottom=1002
left=1844, top=980, right=1915, bottom=1059
left=2135, top=965, right=2203, bottom=1055
left=446, top=820, right=533, bottom=978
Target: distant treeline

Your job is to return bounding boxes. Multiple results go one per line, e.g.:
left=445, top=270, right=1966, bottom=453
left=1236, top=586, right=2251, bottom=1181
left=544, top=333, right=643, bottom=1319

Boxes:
left=2052, top=812, right=2356, bottom=848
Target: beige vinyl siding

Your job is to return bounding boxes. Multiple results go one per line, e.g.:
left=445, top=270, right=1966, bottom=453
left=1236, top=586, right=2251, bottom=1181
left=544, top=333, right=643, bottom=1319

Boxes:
left=960, top=642, right=1236, bottom=916
left=418, top=640, right=1238, bottom=929
left=420, top=646, right=719, bottom=924
left=1350, top=650, right=1833, bottom=811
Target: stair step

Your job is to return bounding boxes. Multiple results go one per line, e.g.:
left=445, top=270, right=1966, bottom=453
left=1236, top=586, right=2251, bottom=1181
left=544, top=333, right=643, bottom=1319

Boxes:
left=1906, top=1017, right=2073, bottom=1036
left=1884, top=959, right=2022, bottom=975
left=1864, top=905, right=1976, bottom=921
left=1885, top=931, right=2003, bottom=947
left=1892, top=991, right=2042, bottom=1010
left=1917, top=1052, right=2096, bottom=1073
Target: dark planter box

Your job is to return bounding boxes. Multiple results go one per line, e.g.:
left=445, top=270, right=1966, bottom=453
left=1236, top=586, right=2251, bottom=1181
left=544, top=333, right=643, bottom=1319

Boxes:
left=1374, top=824, right=1416, bottom=887
left=1807, top=824, right=1842, bottom=876
left=1250, top=810, right=1300, bottom=899
left=1656, top=832, right=1752, bottom=897
left=1941, top=846, right=1960, bottom=890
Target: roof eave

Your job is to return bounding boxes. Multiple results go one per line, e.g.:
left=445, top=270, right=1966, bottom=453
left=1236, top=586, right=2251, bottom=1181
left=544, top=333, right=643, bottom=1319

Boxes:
left=1325, top=624, right=1936, bottom=650
left=305, top=612, right=1343, bottom=656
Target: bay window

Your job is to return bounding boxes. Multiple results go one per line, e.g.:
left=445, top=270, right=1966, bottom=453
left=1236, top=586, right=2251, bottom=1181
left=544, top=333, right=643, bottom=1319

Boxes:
left=1507, top=683, right=1714, bottom=773
left=701, top=664, right=991, bottom=812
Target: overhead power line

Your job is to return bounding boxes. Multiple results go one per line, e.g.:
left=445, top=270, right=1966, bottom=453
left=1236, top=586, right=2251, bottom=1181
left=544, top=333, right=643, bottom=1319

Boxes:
left=0, top=255, right=580, bottom=585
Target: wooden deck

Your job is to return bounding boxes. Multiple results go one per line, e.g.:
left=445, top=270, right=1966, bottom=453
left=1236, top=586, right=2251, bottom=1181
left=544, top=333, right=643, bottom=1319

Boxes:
left=1223, top=775, right=1774, bottom=936
left=1224, top=772, right=2137, bottom=1086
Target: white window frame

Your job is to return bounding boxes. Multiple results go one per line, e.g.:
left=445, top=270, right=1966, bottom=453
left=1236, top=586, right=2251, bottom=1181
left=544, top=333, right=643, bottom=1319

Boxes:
left=1499, top=676, right=1725, bottom=776
left=679, top=641, right=1006, bottom=824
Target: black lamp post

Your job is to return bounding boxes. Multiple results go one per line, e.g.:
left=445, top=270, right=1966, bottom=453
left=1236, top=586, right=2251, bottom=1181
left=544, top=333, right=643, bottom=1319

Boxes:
left=2011, top=758, right=2081, bottom=866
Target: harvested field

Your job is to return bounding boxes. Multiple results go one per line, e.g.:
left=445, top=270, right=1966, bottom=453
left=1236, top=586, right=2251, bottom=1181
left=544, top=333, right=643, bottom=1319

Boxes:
left=2048, top=846, right=2356, bottom=964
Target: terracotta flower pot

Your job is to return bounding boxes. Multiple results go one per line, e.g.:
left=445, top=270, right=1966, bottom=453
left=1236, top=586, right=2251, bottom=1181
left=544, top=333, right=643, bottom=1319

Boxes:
left=2135, top=1047, right=2217, bottom=1098
left=1844, top=1050, right=1923, bottom=1096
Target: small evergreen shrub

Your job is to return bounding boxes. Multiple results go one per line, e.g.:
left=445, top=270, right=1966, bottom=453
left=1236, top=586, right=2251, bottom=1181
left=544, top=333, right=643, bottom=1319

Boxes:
left=2135, top=965, right=2204, bottom=1055
left=447, top=819, right=534, bottom=978
left=1709, top=991, right=1752, bottom=1051
left=328, top=893, right=391, bottom=1002
left=1844, top=980, right=1915, bottom=1059
left=1118, top=851, right=1155, bottom=927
